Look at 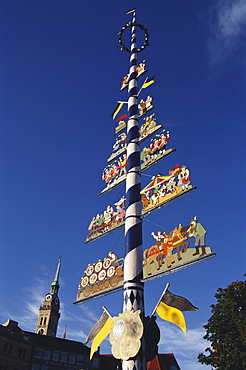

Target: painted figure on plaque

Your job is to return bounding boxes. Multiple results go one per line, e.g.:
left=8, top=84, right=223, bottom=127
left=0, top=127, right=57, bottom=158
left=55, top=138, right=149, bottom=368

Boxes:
left=102, top=162, right=119, bottom=186
left=120, top=60, right=147, bottom=90
left=140, top=165, right=195, bottom=213
left=140, top=114, right=158, bottom=138
left=114, top=196, right=126, bottom=224
left=121, top=74, right=129, bottom=90
left=76, top=251, right=124, bottom=302
left=177, top=166, right=190, bottom=190
left=188, top=216, right=207, bottom=257
left=115, top=114, right=128, bottom=135
left=104, top=205, right=115, bottom=230
left=112, top=133, right=127, bottom=153
left=118, top=154, right=127, bottom=177
left=138, top=95, right=153, bottom=116
left=86, top=197, right=126, bottom=242
left=168, top=224, right=190, bottom=261
left=151, top=231, right=165, bottom=248
left=107, top=133, right=127, bottom=162
left=140, top=129, right=170, bottom=165
left=136, top=59, right=146, bottom=75
left=102, top=156, right=127, bottom=187
left=162, top=233, right=175, bottom=268
left=149, top=129, right=170, bottom=156
left=143, top=217, right=208, bottom=275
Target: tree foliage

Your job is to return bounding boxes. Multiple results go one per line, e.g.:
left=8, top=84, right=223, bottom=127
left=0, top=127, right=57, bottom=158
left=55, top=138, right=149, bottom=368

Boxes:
left=198, top=276, right=246, bottom=369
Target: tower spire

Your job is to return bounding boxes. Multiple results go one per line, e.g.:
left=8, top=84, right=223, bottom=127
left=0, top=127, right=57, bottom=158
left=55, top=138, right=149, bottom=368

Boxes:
left=50, top=256, right=61, bottom=295
left=35, top=257, right=61, bottom=337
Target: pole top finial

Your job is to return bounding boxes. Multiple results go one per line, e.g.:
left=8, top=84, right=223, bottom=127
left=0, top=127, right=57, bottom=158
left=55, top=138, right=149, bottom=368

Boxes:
left=126, top=9, right=136, bottom=15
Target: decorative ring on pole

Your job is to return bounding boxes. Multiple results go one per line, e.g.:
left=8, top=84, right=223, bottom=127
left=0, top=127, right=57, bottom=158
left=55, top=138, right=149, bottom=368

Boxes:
left=118, top=22, right=149, bottom=53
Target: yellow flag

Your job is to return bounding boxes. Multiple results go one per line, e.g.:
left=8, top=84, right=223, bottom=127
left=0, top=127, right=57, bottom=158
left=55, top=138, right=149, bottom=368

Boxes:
left=155, top=286, right=198, bottom=334
left=141, top=75, right=157, bottom=89
left=90, top=315, right=114, bottom=360
left=111, top=102, right=124, bottom=120
left=142, top=80, right=155, bottom=89
left=156, top=301, right=186, bottom=334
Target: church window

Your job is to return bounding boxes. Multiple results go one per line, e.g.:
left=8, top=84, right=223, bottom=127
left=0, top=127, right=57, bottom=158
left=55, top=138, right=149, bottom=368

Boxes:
left=40, top=317, right=43, bottom=325
left=43, top=317, right=47, bottom=325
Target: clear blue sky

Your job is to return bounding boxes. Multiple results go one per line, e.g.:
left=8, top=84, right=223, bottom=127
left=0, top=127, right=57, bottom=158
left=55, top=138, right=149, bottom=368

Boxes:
left=0, top=1, right=245, bottom=369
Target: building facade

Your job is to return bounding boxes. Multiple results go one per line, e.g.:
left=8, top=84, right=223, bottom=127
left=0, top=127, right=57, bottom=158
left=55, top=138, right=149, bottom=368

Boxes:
left=0, top=319, right=181, bottom=370
left=0, top=260, right=181, bottom=370
left=0, top=320, right=33, bottom=370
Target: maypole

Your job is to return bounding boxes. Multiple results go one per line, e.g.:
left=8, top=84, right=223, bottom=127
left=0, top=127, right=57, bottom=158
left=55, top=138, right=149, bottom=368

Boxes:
left=74, top=8, right=216, bottom=370
left=122, top=9, right=146, bottom=370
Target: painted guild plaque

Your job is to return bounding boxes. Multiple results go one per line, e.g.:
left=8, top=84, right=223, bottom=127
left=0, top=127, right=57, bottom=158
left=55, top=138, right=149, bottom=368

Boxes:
left=138, top=95, right=154, bottom=118
left=100, top=127, right=175, bottom=195
left=86, top=165, right=196, bottom=243
left=75, top=218, right=215, bottom=303
left=75, top=252, right=124, bottom=302
left=115, top=118, right=127, bottom=135
left=109, top=114, right=162, bottom=163
left=143, top=217, right=214, bottom=279
left=120, top=60, right=147, bottom=91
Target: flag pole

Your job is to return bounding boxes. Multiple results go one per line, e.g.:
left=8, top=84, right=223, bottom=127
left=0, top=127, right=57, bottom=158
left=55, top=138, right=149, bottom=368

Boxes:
left=151, top=283, right=170, bottom=317
left=137, top=77, right=148, bottom=96
left=102, top=306, right=113, bottom=319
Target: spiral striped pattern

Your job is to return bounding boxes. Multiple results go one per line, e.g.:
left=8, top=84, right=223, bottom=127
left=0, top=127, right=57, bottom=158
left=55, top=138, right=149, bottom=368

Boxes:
left=122, top=12, right=146, bottom=370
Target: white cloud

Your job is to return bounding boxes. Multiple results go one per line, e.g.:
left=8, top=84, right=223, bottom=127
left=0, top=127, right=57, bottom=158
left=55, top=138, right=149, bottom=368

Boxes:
left=208, top=0, right=246, bottom=64
left=57, top=304, right=98, bottom=342
left=157, top=321, right=209, bottom=370
left=20, top=273, right=50, bottom=329
left=218, top=0, right=246, bottom=37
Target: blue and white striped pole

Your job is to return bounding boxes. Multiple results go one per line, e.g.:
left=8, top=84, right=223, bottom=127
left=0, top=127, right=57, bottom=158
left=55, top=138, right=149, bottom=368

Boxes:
left=123, top=10, right=146, bottom=370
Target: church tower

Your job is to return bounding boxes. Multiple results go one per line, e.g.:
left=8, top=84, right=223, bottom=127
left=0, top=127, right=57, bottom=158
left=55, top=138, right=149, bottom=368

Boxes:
left=35, top=258, right=61, bottom=336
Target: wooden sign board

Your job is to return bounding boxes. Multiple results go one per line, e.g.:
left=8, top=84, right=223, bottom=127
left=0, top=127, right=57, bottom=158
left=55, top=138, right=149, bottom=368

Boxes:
left=87, top=166, right=195, bottom=243
left=75, top=218, right=215, bottom=304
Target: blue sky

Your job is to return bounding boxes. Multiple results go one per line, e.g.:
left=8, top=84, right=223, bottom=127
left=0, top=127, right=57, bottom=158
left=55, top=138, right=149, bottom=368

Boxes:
left=0, top=1, right=245, bottom=369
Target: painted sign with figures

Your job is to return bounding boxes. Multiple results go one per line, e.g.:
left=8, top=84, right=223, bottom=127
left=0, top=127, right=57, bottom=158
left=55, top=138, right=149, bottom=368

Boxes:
left=75, top=252, right=124, bottom=303
left=108, top=113, right=162, bottom=163
left=100, top=128, right=176, bottom=195
left=120, top=60, right=147, bottom=91
left=87, top=165, right=195, bottom=243
left=75, top=217, right=215, bottom=304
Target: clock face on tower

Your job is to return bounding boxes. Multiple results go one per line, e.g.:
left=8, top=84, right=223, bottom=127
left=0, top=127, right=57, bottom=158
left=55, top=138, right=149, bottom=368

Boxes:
left=46, top=294, right=52, bottom=301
